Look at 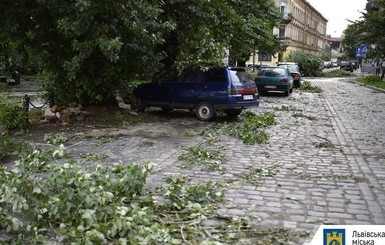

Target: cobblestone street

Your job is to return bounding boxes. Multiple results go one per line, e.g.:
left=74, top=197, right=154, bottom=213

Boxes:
left=36, top=76, right=385, bottom=243
left=60, top=78, right=385, bottom=243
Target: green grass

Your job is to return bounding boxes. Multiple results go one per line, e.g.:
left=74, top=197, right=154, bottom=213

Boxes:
left=357, top=75, right=385, bottom=90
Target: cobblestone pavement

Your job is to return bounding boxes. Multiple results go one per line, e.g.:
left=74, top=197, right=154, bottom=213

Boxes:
left=60, top=76, right=385, bottom=243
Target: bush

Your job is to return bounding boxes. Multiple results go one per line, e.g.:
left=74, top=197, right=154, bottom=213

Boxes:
left=0, top=83, right=6, bottom=91
left=286, top=52, right=323, bottom=77
left=0, top=135, right=13, bottom=160
left=0, top=96, right=28, bottom=130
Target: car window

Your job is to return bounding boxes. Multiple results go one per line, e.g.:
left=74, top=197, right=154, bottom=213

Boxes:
left=156, top=69, right=180, bottom=83
left=258, top=68, right=286, bottom=77
left=206, top=68, right=226, bottom=83
left=229, top=69, right=252, bottom=83
left=179, top=69, right=204, bottom=83
left=287, top=66, right=299, bottom=72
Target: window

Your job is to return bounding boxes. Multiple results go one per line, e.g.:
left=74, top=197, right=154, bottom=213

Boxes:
left=258, top=54, right=272, bottom=62
left=258, top=68, right=286, bottom=77
left=229, top=69, right=252, bottom=84
left=157, top=69, right=179, bottom=83
left=279, top=25, right=286, bottom=38
left=206, top=68, right=226, bottom=83
left=179, top=69, right=203, bottom=83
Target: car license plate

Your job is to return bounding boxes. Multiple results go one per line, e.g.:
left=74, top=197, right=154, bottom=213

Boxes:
left=243, top=95, right=253, bottom=100
left=265, top=85, right=276, bottom=89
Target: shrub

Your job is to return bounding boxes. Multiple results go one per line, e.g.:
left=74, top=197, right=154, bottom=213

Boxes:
left=0, top=96, right=28, bottom=130
left=0, top=135, right=13, bottom=160
left=0, top=83, right=6, bottom=91
left=286, top=52, right=323, bottom=76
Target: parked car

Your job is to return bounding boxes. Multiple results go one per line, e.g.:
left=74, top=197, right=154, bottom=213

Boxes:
left=254, top=66, right=293, bottom=96
left=277, top=64, right=302, bottom=88
left=277, top=62, right=297, bottom=66
left=323, top=61, right=332, bottom=69
left=340, top=61, right=354, bottom=72
left=331, top=61, right=338, bottom=67
left=247, top=64, right=270, bottom=72
left=350, top=60, right=358, bottom=70
left=123, top=66, right=260, bottom=121
left=0, top=74, right=18, bottom=85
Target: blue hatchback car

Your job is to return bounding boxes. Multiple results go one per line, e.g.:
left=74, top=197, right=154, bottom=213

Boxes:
left=254, top=66, right=293, bottom=96
left=124, top=67, right=260, bottom=121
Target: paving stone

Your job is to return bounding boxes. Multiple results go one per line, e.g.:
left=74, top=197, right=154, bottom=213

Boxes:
left=48, top=77, right=385, bottom=244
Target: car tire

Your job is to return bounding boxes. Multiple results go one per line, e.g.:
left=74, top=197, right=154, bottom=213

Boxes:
left=196, top=101, right=215, bottom=121
left=225, top=109, right=242, bottom=118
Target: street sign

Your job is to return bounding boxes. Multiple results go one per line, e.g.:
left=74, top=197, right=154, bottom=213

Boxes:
left=356, top=44, right=370, bottom=57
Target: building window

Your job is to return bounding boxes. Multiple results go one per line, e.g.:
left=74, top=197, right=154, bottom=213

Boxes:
left=258, top=54, right=272, bottom=61
left=279, top=25, right=286, bottom=37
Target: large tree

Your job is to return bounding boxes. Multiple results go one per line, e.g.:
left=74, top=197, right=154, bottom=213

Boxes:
left=343, top=0, right=385, bottom=60
left=1, top=0, right=280, bottom=106
left=158, top=0, right=281, bottom=69
left=1, top=0, right=168, bottom=106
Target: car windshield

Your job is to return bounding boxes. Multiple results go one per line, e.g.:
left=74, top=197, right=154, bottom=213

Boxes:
left=258, top=68, right=286, bottom=77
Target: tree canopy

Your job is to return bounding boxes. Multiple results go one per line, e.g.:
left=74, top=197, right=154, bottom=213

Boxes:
left=342, top=0, right=385, bottom=60
left=0, top=0, right=281, bottom=106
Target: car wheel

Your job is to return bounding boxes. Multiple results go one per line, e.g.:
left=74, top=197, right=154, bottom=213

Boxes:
left=224, top=109, right=242, bottom=118
left=130, top=94, right=146, bottom=112
left=196, top=101, right=215, bottom=121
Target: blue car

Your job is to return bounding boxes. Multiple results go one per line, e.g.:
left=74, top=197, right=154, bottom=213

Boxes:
left=124, top=67, right=260, bottom=121
left=254, top=66, right=293, bottom=96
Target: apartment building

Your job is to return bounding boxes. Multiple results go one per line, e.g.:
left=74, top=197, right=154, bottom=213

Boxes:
left=249, top=0, right=328, bottom=66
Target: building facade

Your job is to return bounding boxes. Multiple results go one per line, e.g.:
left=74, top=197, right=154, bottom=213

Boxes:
left=248, top=0, right=328, bottom=66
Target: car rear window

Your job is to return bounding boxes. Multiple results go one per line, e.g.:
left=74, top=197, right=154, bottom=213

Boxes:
left=229, top=69, right=252, bottom=84
left=258, top=68, right=286, bottom=77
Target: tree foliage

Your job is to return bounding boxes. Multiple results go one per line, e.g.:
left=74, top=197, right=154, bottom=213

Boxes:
left=343, top=0, right=385, bottom=60
left=1, top=0, right=281, bottom=106
left=342, top=20, right=365, bottom=59
left=286, top=52, right=323, bottom=77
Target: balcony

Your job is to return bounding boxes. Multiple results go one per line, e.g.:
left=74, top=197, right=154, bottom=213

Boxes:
left=280, top=13, right=293, bottom=24
left=279, top=37, right=292, bottom=49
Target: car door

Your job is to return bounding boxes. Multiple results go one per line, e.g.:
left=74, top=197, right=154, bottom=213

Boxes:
left=145, top=69, right=178, bottom=106
left=172, top=68, right=205, bottom=108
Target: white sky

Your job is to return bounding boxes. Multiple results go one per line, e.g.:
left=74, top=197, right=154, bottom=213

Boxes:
left=306, top=0, right=367, bottom=37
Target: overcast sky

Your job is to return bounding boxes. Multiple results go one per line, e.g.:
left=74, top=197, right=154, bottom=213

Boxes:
left=306, top=0, right=367, bottom=37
